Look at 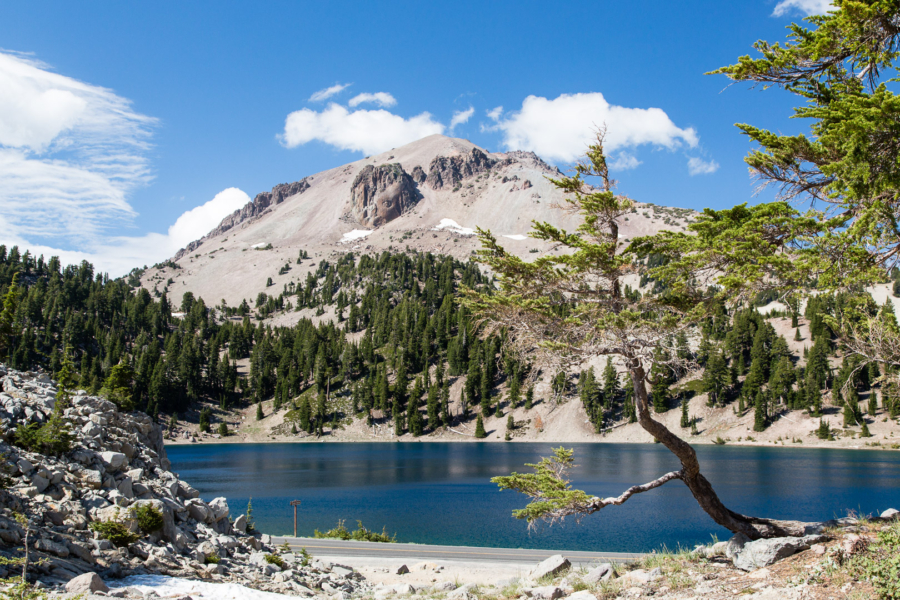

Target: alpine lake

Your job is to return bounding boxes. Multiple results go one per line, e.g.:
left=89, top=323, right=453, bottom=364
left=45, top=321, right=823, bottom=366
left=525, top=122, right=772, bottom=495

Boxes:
left=166, top=442, right=900, bottom=553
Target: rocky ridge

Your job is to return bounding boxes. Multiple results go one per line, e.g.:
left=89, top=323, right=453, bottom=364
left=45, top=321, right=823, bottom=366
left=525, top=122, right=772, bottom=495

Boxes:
left=174, top=179, right=310, bottom=260
left=0, top=365, right=369, bottom=598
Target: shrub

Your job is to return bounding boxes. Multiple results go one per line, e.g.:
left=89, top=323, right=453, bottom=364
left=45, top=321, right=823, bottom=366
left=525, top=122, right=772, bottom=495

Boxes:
left=263, top=553, right=285, bottom=568
left=89, top=521, right=138, bottom=547
left=314, top=519, right=396, bottom=543
left=204, top=554, right=220, bottom=565
left=218, top=422, right=229, bottom=436
left=13, top=416, right=74, bottom=457
left=130, top=504, right=164, bottom=534
left=850, top=521, right=900, bottom=599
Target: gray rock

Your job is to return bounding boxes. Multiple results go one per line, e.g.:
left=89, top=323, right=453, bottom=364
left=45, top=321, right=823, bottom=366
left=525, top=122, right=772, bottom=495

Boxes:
left=233, top=514, right=247, bottom=533
left=30, top=473, right=49, bottom=493
left=34, top=538, right=69, bottom=557
left=434, top=581, right=457, bottom=591
left=395, top=564, right=409, bottom=575
left=529, top=554, right=570, bottom=580
left=881, top=508, right=899, bottom=520
left=65, top=572, right=109, bottom=594
left=567, top=592, right=599, bottom=600
left=208, top=497, right=229, bottom=521
left=531, top=586, right=563, bottom=599
left=16, top=458, right=33, bottom=474
left=726, top=532, right=751, bottom=559
left=584, top=562, right=614, bottom=584
left=393, top=583, right=416, bottom=594
left=733, top=535, right=827, bottom=571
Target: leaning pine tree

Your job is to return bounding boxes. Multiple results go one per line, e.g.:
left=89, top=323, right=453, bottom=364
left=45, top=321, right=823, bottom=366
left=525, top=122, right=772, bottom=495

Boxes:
left=464, top=133, right=814, bottom=539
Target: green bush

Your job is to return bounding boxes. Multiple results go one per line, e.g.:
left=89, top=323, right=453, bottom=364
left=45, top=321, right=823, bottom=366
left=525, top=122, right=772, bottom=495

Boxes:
left=89, top=521, right=138, bottom=547
left=851, top=521, right=900, bottom=599
left=12, top=415, right=74, bottom=457
left=263, top=553, right=285, bottom=568
left=314, top=519, right=396, bottom=543
left=204, top=553, right=220, bottom=565
left=130, top=503, right=164, bottom=534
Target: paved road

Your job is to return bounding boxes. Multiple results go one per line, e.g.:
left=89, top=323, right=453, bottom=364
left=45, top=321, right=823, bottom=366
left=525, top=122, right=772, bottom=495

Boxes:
left=272, top=536, right=642, bottom=567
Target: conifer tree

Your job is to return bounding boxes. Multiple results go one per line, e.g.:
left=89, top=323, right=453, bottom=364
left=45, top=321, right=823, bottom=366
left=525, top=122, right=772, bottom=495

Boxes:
left=868, top=393, right=877, bottom=417
left=753, top=392, right=767, bottom=432
left=680, top=397, right=690, bottom=428
left=524, top=386, right=533, bottom=410
left=256, top=402, right=263, bottom=421
left=794, top=328, right=801, bottom=341
left=426, top=385, right=439, bottom=430
left=299, top=396, right=311, bottom=432
left=474, top=413, right=486, bottom=439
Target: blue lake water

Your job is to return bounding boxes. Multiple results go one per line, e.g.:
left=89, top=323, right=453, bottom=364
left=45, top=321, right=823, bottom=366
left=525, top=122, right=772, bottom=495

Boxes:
left=166, top=442, right=900, bottom=553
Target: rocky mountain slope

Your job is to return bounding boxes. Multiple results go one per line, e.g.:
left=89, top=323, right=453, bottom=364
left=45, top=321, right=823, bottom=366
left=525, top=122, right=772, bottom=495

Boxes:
left=0, top=364, right=369, bottom=597
left=141, top=134, right=695, bottom=310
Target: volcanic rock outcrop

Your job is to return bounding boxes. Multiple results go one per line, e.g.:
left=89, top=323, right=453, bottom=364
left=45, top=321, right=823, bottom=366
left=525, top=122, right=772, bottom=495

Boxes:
left=426, top=148, right=505, bottom=190
left=350, top=164, right=420, bottom=227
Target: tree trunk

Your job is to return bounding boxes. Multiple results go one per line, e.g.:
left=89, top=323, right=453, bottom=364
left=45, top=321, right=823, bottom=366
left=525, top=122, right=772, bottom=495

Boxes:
left=629, top=363, right=814, bottom=540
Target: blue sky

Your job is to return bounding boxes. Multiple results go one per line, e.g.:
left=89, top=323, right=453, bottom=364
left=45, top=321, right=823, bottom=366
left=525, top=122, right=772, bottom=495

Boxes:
left=0, top=0, right=831, bottom=275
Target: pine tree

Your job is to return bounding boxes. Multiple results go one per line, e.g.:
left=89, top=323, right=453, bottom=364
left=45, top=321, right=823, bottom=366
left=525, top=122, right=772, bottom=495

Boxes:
left=506, top=414, right=514, bottom=432
left=524, top=386, right=533, bottom=410
left=299, top=396, right=311, bottom=432
left=843, top=399, right=856, bottom=427
left=256, top=402, right=263, bottom=421
left=426, top=385, right=439, bottom=430
left=869, top=393, right=878, bottom=416
left=680, top=397, right=690, bottom=428
left=690, top=418, right=699, bottom=436
left=753, top=393, right=767, bottom=432
left=860, top=419, right=872, bottom=438
left=794, top=328, right=801, bottom=341
left=474, top=414, right=486, bottom=439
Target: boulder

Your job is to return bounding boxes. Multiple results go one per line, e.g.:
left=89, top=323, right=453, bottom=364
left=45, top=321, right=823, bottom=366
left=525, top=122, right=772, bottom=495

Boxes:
left=187, top=500, right=210, bottom=523
left=233, top=514, right=247, bottom=533
left=881, top=508, right=899, bottom=520
left=100, top=452, right=128, bottom=471
left=567, top=592, right=599, bottom=600
left=393, top=583, right=416, bottom=594
left=65, top=572, right=109, bottom=594
left=394, top=564, right=409, bottom=575
left=529, top=554, right=570, bottom=580
left=208, top=497, right=229, bottom=521
left=733, top=535, right=827, bottom=571
left=531, top=586, right=564, bottom=599
left=584, top=562, right=614, bottom=583
left=725, top=532, right=751, bottom=559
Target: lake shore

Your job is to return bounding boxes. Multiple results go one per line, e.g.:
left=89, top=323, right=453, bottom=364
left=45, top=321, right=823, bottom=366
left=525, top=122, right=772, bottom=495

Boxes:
left=163, top=390, right=900, bottom=451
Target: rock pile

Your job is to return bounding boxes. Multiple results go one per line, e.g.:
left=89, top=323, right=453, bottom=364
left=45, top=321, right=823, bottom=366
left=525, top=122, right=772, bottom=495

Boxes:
left=0, top=364, right=369, bottom=598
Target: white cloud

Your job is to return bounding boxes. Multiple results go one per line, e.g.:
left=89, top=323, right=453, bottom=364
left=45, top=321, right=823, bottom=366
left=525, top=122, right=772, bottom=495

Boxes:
left=0, top=51, right=251, bottom=276
left=449, top=106, right=474, bottom=131
left=0, top=51, right=154, bottom=243
left=309, top=83, right=351, bottom=102
left=491, top=93, right=698, bottom=163
left=687, top=157, right=720, bottom=176
left=609, top=153, right=642, bottom=171
left=348, top=92, right=397, bottom=108
left=2, top=187, right=250, bottom=277
left=486, top=106, right=503, bottom=121
left=280, top=103, right=445, bottom=155
left=772, top=0, right=832, bottom=16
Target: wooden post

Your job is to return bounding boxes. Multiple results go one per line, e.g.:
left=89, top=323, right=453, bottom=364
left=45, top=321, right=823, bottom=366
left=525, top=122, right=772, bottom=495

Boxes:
left=290, top=500, right=302, bottom=538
